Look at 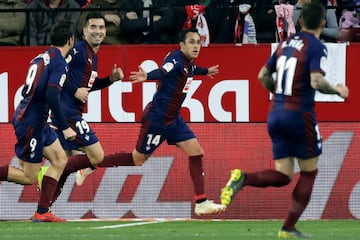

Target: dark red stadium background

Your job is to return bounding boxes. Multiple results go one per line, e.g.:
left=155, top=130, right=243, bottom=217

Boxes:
left=0, top=43, right=359, bottom=220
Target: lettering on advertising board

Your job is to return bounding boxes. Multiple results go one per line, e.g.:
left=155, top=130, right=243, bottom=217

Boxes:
left=0, top=124, right=358, bottom=220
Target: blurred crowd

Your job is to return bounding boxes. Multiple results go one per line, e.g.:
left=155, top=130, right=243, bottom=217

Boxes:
left=0, top=0, right=360, bottom=46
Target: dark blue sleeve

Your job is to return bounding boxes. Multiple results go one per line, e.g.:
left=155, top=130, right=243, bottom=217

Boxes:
left=147, top=68, right=166, bottom=80
left=194, top=66, right=208, bottom=75
left=63, top=78, right=78, bottom=96
left=266, top=46, right=279, bottom=73
left=309, top=42, right=327, bottom=75
left=90, top=76, right=112, bottom=91
left=46, top=86, right=69, bottom=130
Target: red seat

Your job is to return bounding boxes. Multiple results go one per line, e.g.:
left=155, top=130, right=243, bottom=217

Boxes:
left=338, top=28, right=360, bottom=42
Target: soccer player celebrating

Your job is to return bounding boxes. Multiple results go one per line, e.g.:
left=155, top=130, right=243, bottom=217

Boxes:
left=220, top=1, right=349, bottom=238
left=0, top=20, right=76, bottom=222
left=128, top=27, right=225, bottom=215
left=38, top=13, right=125, bottom=204
left=41, top=25, right=225, bottom=216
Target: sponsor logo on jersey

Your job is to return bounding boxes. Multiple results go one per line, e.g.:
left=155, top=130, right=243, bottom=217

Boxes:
left=88, top=71, right=98, bottom=87
left=59, top=74, right=66, bottom=87
left=65, top=55, right=72, bottom=64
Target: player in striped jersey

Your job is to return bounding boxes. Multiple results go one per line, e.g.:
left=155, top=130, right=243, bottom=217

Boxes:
left=128, top=27, right=226, bottom=216
left=37, top=13, right=125, bottom=208
left=49, top=13, right=124, bottom=185
left=221, top=2, right=349, bottom=238
left=0, top=20, right=76, bottom=222
left=41, top=26, right=224, bottom=216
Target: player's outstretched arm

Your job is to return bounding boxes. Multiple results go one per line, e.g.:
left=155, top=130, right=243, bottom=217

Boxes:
left=129, top=66, right=148, bottom=83
left=207, top=64, right=219, bottom=78
left=109, top=64, right=124, bottom=82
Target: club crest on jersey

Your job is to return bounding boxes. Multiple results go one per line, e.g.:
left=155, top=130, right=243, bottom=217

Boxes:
left=43, top=52, right=50, bottom=65
left=59, top=74, right=66, bottom=87
left=162, top=62, right=174, bottom=72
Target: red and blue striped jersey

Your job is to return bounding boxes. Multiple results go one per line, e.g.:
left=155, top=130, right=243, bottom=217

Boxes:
left=266, top=31, right=327, bottom=112
left=14, top=47, right=68, bottom=126
left=146, top=49, right=208, bottom=125
left=61, top=40, right=98, bottom=117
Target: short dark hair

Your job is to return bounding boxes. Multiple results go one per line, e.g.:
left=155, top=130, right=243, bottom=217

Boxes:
left=50, top=20, right=74, bottom=46
left=301, top=1, right=326, bottom=30
left=178, top=28, right=199, bottom=43
left=85, top=13, right=106, bottom=26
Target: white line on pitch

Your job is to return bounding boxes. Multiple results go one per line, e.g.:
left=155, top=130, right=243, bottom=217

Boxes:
left=92, top=220, right=168, bottom=229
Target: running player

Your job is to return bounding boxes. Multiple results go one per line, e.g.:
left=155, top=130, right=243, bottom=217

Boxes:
left=128, top=27, right=226, bottom=215
left=37, top=13, right=126, bottom=205
left=220, top=2, right=349, bottom=238
left=0, top=20, right=76, bottom=222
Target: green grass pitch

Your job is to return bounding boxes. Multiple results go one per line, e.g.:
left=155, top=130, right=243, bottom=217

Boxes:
left=0, top=219, right=358, bottom=240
